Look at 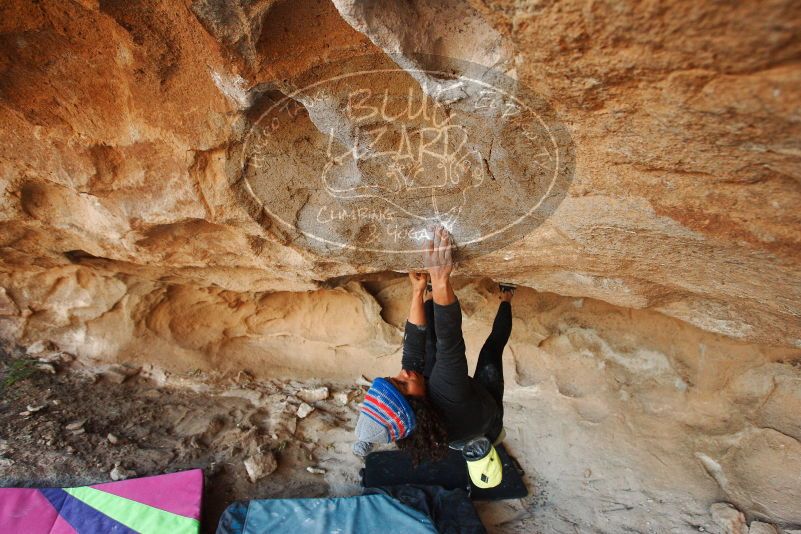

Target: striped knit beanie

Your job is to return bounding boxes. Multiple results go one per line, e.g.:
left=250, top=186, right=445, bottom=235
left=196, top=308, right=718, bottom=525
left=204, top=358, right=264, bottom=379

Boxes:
left=354, top=377, right=417, bottom=445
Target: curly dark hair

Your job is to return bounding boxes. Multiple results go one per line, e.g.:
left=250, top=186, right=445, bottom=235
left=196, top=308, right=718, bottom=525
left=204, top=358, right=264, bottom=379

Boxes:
left=396, top=395, right=449, bottom=466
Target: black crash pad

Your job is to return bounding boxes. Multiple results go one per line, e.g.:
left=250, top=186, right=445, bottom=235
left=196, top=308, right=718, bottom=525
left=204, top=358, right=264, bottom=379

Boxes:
left=361, top=443, right=527, bottom=501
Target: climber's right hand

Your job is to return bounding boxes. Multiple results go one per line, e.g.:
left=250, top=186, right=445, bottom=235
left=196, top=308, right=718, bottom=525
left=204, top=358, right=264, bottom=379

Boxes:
left=424, top=225, right=454, bottom=284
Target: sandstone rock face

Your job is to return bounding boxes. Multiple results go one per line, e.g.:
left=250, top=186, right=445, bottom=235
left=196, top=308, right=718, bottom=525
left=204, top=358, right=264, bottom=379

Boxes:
left=749, top=522, right=779, bottom=534
left=1, top=0, right=800, bottom=532
left=0, top=0, right=799, bottom=345
left=710, top=503, right=748, bottom=534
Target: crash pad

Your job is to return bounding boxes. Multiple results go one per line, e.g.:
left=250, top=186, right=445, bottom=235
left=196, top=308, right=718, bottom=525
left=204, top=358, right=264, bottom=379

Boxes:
left=0, top=469, right=203, bottom=534
left=216, top=493, right=438, bottom=534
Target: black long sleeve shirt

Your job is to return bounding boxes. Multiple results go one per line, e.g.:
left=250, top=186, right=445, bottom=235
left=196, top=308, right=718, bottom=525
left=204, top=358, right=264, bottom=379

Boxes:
left=402, top=300, right=500, bottom=443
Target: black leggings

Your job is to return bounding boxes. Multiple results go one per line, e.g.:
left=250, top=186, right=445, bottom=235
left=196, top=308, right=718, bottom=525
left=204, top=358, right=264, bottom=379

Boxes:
left=423, top=299, right=512, bottom=416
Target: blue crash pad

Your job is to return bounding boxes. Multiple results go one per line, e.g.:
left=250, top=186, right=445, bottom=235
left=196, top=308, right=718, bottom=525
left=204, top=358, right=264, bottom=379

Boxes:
left=216, top=493, right=438, bottom=534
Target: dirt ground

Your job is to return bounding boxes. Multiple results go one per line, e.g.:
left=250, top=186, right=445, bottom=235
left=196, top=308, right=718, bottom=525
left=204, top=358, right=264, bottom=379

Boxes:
left=0, top=346, right=534, bottom=533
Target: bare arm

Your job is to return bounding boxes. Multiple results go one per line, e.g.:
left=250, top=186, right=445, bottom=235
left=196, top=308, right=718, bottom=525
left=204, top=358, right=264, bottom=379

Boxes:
left=402, top=272, right=428, bottom=372
left=407, top=272, right=427, bottom=326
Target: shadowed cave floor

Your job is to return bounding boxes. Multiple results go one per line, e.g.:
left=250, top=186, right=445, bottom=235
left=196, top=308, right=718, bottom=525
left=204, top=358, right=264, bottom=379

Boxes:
left=0, top=351, right=541, bottom=533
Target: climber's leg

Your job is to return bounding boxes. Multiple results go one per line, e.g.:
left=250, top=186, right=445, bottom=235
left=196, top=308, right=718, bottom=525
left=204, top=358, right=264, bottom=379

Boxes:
left=473, top=296, right=513, bottom=416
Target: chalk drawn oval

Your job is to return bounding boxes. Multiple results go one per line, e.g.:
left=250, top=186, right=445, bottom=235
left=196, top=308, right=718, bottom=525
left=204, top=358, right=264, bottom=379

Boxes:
left=236, top=54, right=575, bottom=269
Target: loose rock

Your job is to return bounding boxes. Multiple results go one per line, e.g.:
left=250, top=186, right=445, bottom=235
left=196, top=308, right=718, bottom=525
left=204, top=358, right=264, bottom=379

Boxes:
left=110, top=464, right=134, bottom=481
left=35, top=363, right=56, bottom=375
left=243, top=452, right=278, bottom=483
left=297, top=403, right=314, bottom=419
left=748, top=522, right=777, bottom=534
left=298, top=386, right=329, bottom=403
left=25, top=341, right=49, bottom=355
left=107, top=433, right=119, bottom=444
left=306, top=466, right=326, bottom=475
left=65, top=421, right=85, bottom=431
left=710, top=503, right=748, bottom=534
left=102, top=364, right=141, bottom=384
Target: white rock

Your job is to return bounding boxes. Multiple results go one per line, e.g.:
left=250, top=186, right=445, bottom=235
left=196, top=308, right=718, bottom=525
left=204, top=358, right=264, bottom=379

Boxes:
left=26, top=404, right=45, bottom=413
left=748, top=522, right=777, bottom=534
left=107, top=433, right=119, bottom=444
left=37, top=351, right=72, bottom=364
left=102, top=364, right=140, bottom=384
left=306, top=466, right=326, bottom=475
left=298, top=386, right=329, bottom=403
left=110, top=464, right=133, bottom=481
left=297, top=402, right=314, bottom=418
left=710, top=503, right=748, bottom=534
left=25, top=341, right=49, bottom=355
left=333, top=392, right=349, bottom=405
left=244, top=452, right=278, bottom=483
left=35, top=363, right=56, bottom=374
left=65, top=420, right=85, bottom=431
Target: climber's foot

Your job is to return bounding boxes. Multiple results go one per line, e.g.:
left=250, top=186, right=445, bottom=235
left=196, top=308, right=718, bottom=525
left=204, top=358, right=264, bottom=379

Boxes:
left=423, top=280, right=433, bottom=302
left=499, top=283, right=516, bottom=303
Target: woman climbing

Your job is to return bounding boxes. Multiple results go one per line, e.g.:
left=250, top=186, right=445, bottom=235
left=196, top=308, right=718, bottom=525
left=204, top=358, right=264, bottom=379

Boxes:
left=353, top=226, right=514, bottom=481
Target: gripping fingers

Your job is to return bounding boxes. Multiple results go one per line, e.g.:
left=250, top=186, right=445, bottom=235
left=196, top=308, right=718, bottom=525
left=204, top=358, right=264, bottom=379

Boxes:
left=433, top=227, right=444, bottom=266
left=439, top=228, right=452, bottom=266
left=424, top=225, right=456, bottom=269
left=424, top=229, right=436, bottom=267
left=432, top=226, right=451, bottom=267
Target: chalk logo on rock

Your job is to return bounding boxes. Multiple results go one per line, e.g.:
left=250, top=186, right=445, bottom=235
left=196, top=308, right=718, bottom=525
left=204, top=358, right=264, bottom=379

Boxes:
left=236, top=54, right=574, bottom=268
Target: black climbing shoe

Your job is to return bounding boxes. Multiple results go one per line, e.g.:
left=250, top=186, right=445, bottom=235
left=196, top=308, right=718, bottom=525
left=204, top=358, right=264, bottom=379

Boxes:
left=499, top=283, right=516, bottom=294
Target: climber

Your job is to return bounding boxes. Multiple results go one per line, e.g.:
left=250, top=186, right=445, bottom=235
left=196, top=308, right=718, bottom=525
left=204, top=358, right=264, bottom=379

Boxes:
left=353, top=226, right=514, bottom=474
